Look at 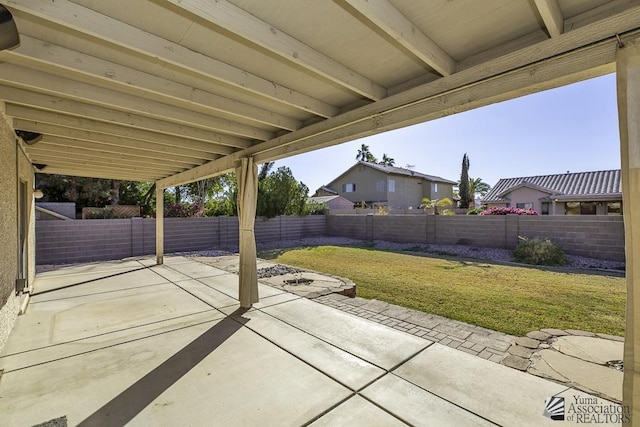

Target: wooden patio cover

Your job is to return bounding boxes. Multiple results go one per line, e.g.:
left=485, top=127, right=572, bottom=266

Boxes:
left=1, top=0, right=640, bottom=418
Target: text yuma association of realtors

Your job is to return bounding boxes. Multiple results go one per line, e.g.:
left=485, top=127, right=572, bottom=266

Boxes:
left=567, top=396, right=630, bottom=424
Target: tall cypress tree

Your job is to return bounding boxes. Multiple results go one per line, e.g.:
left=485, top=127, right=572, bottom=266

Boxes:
left=459, top=153, right=470, bottom=209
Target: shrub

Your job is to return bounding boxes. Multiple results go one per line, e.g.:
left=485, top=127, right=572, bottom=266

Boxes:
left=513, top=237, right=566, bottom=266
left=466, top=207, right=484, bottom=215
left=480, top=206, right=539, bottom=215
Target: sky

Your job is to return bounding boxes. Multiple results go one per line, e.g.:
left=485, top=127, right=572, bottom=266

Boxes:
left=273, top=73, right=620, bottom=194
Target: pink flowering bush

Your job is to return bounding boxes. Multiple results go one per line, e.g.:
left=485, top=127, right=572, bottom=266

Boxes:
left=479, top=206, right=539, bottom=216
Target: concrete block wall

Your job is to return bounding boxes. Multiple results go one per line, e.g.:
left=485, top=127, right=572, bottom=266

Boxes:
left=328, top=214, right=625, bottom=261
left=36, top=215, right=326, bottom=265
left=518, top=216, right=625, bottom=261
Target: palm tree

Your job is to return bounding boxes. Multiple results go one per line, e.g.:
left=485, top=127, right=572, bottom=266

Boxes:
left=380, top=153, right=395, bottom=166
left=356, top=144, right=377, bottom=163
left=468, top=177, right=491, bottom=207
left=419, top=197, right=453, bottom=215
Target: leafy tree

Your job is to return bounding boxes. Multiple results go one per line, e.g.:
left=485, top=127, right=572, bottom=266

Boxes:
left=379, top=153, right=395, bottom=166
left=257, top=166, right=310, bottom=218
left=459, top=153, right=470, bottom=209
left=204, top=173, right=237, bottom=216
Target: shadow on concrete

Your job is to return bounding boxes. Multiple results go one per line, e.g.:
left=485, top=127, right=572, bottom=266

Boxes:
left=77, top=308, right=249, bottom=427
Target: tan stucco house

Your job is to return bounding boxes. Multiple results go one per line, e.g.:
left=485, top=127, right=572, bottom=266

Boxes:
left=317, top=161, right=455, bottom=210
left=482, top=170, right=622, bottom=215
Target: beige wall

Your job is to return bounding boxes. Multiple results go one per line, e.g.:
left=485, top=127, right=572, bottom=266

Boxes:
left=330, top=164, right=454, bottom=209
left=331, top=165, right=388, bottom=204
left=0, top=105, right=35, bottom=352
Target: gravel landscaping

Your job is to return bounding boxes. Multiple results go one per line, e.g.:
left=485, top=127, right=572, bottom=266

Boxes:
left=185, top=236, right=625, bottom=272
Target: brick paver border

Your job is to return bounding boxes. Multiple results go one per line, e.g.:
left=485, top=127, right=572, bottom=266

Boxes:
left=313, top=293, right=515, bottom=364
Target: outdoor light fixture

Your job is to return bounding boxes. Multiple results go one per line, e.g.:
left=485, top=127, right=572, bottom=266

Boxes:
left=0, top=5, right=19, bottom=51
left=15, top=130, right=42, bottom=145
left=33, top=189, right=43, bottom=199
left=33, top=163, right=47, bottom=171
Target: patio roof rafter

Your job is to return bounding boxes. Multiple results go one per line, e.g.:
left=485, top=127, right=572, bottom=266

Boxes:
left=533, top=0, right=564, bottom=38
left=7, top=0, right=339, bottom=118
left=158, top=20, right=640, bottom=189
left=166, top=0, right=387, bottom=101
left=0, top=85, right=256, bottom=148
left=0, top=64, right=269, bottom=143
left=7, top=106, right=240, bottom=155
left=0, top=34, right=301, bottom=132
left=340, top=0, right=456, bottom=76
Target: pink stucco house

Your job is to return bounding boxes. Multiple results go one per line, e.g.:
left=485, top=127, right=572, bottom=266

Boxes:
left=482, top=170, right=621, bottom=215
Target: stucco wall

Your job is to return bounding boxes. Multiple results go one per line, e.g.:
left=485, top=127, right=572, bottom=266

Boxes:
left=330, top=165, right=388, bottom=204
left=0, top=106, right=35, bottom=352
left=503, top=187, right=550, bottom=212
left=0, top=106, right=19, bottom=352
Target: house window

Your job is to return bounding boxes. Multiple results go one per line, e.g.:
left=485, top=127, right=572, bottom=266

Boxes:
left=388, top=179, right=395, bottom=192
left=376, top=180, right=385, bottom=192
left=607, top=202, right=622, bottom=215
left=516, top=203, right=533, bottom=210
left=580, top=202, right=596, bottom=215
left=541, top=202, right=550, bottom=215
left=342, top=183, right=356, bottom=193
left=565, top=201, right=597, bottom=215
left=565, top=202, right=580, bottom=215
left=432, top=183, right=438, bottom=193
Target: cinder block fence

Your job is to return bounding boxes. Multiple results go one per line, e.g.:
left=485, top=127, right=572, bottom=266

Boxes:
left=36, top=216, right=326, bottom=265
left=36, top=214, right=625, bottom=265
left=327, top=215, right=625, bottom=262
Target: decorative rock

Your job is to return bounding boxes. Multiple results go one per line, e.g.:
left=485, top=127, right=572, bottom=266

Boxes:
left=540, top=328, right=569, bottom=336
left=565, top=329, right=596, bottom=337
left=514, top=337, right=540, bottom=349
left=526, top=331, right=552, bottom=341
left=596, top=333, right=625, bottom=342
left=508, top=345, right=533, bottom=358
left=502, top=355, right=530, bottom=371
left=539, top=343, right=551, bottom=349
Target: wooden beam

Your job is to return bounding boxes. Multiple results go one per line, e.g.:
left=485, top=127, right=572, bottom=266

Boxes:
left=11, top=118, right=233, bottom=158
left=3, top=35, right=301, bottom=131
left=156, top=185, right=164, bottom=265
left=342, top=0, right=456, bottom=76
left=7, top=105, right=239, bottom=155
left=167, top=0, right=386, bottom=101
left=616, top=35, right=640, bottom=420
left=533, top=0, right=564, bottom=38
left=0, top=85, right=256, bottom=146
left=40, top=167, right=160, bottom=181
left=7, top=0, right=338, bottom=118
left=26, top=144, right=198, bottom=171
left=0, top=64, right=264, bottom=144
left=40, top=135, right=205, bottom=166
left=27, top=153, right=181, bottom=175
left=158, top=24, right=630, bottom=189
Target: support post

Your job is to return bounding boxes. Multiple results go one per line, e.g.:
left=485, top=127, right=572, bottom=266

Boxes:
left=236, top=157, right=259, bottom=308
left=617, top=38, right=640, bottom=424
left=156, top=185, right=164, bottom=265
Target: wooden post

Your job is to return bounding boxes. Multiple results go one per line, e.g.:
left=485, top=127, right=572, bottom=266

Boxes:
left=617, top=37, right=640, bottom=424
left=156, top=185, right=164, bottom=265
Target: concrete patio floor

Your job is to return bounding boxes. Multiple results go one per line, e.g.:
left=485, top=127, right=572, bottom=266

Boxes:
left=0, top=256, right=624, bottom=426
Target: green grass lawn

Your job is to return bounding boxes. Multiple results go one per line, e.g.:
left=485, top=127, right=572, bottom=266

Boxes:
left=274, top=246, right=626, bottom=336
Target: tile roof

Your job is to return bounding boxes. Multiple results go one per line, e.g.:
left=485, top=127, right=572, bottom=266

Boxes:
left=358, top=161, right=457, bottom=184
left=483, top=170, right=621, bottom=202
